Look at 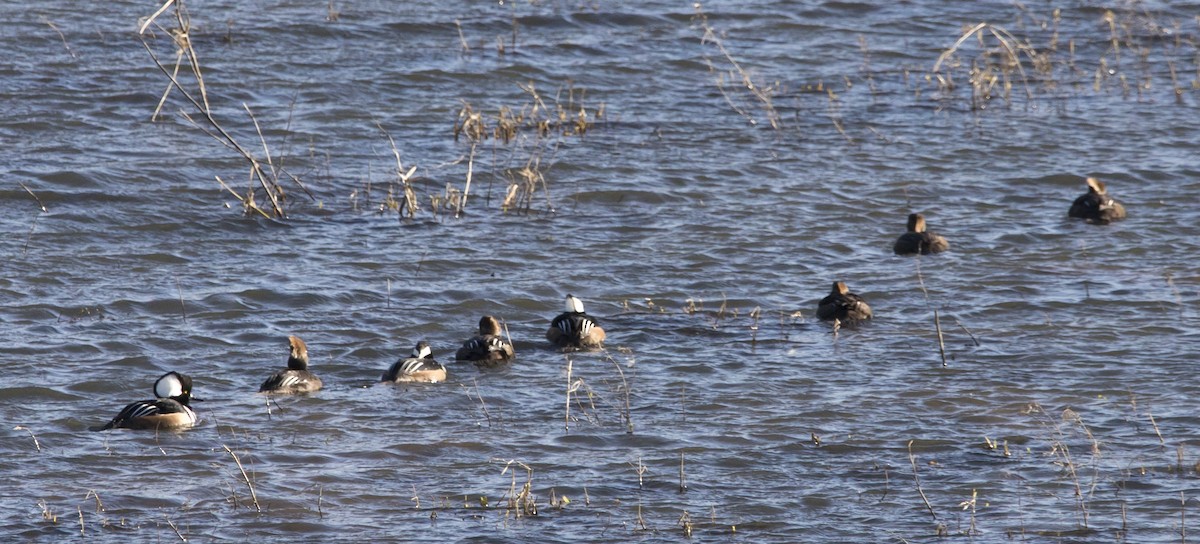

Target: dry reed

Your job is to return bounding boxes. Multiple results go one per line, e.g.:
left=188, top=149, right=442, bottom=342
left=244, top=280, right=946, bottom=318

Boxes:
left=693, top=3, right=782, bottom=129
left=221, top=444, right=261, bottom=512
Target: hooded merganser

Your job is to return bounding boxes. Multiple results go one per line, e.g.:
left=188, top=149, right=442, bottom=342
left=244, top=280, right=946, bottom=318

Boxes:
left=547, top=294, right=606, bottom=349
left=455, top=315, right=515, bottom=365
left=382, top=341, right=447, bottom=383
left=91, top=371, right=199, bottom=431
left=1069, top=177, right=1127, bottom=224
left=259, top=335, right=323, bottom=394
left=893, top=213, right=949, bottom=255
left=817, top=282, right=873, bottom=322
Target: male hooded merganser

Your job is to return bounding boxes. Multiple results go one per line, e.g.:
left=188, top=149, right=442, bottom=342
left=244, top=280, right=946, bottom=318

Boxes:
left=1069, top=177, right=1127, bottom=224
left=455, top=315, right=515, bottom=365
left=547, top=294, right=606, bottom=349
left=92, top=371, right=199, bottom=431
left=382, top=341, right=447, bottom=383
left=817, top=282, right=873, bottom=322
left=259, top=335, right=323, bottom=394
left=893, top=213, right=949, bottom=255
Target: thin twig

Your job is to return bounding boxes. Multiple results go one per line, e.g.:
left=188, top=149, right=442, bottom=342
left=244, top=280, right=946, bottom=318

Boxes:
left=1149, top=410, right=1165, bottom=446
left=19, top=182, right=47, bottom=212
left=934, top=310, right=947, bottom=367
left=175, top=277, right=188, bottom=324
left=13, top=426, right=41, bottom=452
left=222, top=444, right=261, bottom=512
left=954, top=318, right=981, bottom=346
left=908, top=440, right=938, bottom=521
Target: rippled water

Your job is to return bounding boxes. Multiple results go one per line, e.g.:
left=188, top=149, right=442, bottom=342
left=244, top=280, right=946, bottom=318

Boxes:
left=2, top=0, right=1199, bottom=541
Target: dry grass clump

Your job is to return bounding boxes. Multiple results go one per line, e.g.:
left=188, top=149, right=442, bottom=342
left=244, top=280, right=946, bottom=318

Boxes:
left=928, top=4, right=1199, bottom=110
left=453, top=81, right=603, bottom=215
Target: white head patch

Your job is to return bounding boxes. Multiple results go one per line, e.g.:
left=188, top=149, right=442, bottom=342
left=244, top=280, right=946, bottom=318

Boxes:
left=566, top=294, right=585, bottom=313
left=154, top=373, right=184, bottom=399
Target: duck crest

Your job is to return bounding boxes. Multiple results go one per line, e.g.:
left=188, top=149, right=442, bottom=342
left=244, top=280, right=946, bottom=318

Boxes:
left=287, top=335, right=309, bottom=370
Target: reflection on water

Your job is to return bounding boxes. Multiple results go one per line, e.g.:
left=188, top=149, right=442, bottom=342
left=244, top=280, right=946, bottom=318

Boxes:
left=1, top=0, right=1198, bottom=541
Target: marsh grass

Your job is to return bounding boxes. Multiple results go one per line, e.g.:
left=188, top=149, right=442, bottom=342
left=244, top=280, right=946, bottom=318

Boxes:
left=928, top=5, right=1199, bottom=112
left=452, top=81, right=601, bottom=216
left=500, top=460, right=538, bottom=517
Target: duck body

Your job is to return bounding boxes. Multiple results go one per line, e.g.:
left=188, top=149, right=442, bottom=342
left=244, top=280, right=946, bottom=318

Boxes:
left=547, top=295, right=606, bottom=349
left=1069, top=177, right=1126, bottom=224
left=893, top=213, right=949, bottom=255
left=260, top=335, right=323, bottom=394
left=92, top=371, right=199, bottom=431
left=455, top=315, right=515, bottom=365
left=817, top=282, right=873, bottom=322
left=383, top=341, right=447, bottom=383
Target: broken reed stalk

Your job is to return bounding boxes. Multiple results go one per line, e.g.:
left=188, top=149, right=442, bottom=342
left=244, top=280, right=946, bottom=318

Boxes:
left=18, top=182, right=46, bottom=257
left=174, top=277, right=187, bottom=324
left=679, top=452, right=687, bottom=492
left=42, top=18, right=77, bottom=59
left=564, top=356, right=573, bottom=431
left=607, top=351, right=634, bottom=434
left=13, top=426, right=41, bottom=452
left=164, top=515, right=186, bottom=542
left=457, top=142, right=476, bottom=218
left=1182, top=491, right=1187, bottom=543
left=454, top=19, right=470, bottom=53
left=934, top=310, right=947, bottom=367
left=907, top=440, right=938, bottom=522
left=1149, top=410, right=1165, bottom=446
left=473, top=378, right=492, bottom=427
left=954, top=318, right=981, bottom=347
left=140, top=0, right=295, bottom=218
left=19, top=182, right=47, bottom=212
left=377, top=122, right=418, bottom=218
left=693, top=3, right=781, bottom=129
left=222, top=444, right=261, bottom=512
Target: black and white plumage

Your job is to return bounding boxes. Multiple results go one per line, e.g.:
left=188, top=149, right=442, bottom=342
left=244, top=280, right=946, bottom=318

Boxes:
left=816, top=282, right=873, bottom=322
left=259, top=335, right=323, bottom=394
left=546, top=294, right=606, bottom=349
left=455, top=315, right=515, bottom=365
left=383, top=341, right=447, bottom=383
left=1069, top=177, right=1127, bottom=224
left=893, top=213, right=949, bottom=255
left=92, top=371, right=199, bottom=431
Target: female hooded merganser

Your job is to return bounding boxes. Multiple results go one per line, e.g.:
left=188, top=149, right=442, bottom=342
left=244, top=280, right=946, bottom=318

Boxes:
left=455, top=315, right=515, bottom=365
left=817, top=282, right=873, bottom=322
left=382, top=341, right=447, bottom=383
left=893, top=213, right=949, bottom=255
left=1069, top=177, right=1127, bottom=224
left=547, top=294, right=606, bottom=349
left=91, top=371, right=199, bottom=431
left=259, top=335, right=323, bottom=394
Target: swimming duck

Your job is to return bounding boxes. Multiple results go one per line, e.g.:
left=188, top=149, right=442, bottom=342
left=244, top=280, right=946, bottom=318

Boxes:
left=816, top=282, right=873, bottom=322
left=1069, top=177, right=1126, bottom=224
left=547, top=294, right=606, bottom=349
left=259, top=335, right=323, bottom=394
left=382, top=341, right=447, bottom=383
left=893, top=213, right=949, bottom=255
left=92, top=371, right=199, bottom=431
left=455, top=315, right=515, bottom=365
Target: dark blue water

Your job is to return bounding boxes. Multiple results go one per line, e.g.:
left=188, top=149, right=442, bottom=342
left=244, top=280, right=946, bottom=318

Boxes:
left=2, top=1, right=1198, bottom=541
